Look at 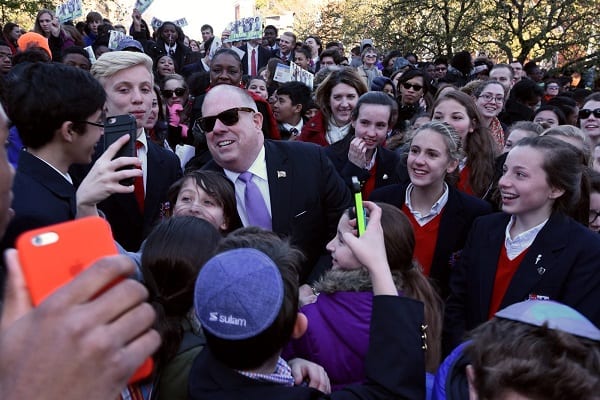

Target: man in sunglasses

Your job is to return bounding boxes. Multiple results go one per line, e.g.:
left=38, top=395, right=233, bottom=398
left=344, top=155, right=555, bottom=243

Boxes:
left=201, top=85, right=351, bottom=283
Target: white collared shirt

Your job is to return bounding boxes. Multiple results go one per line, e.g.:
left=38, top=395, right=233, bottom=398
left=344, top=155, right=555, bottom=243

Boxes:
left=404, top=182, right=449, bottom=226
left=364, top=148, right=378, bottom=170
left=504, top=216, right=548, bottom=260
left=136, top=130, right=148, bottom=192
left=223, top=146, right=272, bottom=227
left=282, top=120, right=303, bottom=135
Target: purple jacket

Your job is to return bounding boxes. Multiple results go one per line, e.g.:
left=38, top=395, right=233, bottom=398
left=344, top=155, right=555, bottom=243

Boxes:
left=283, top=291, right=374, bottom=390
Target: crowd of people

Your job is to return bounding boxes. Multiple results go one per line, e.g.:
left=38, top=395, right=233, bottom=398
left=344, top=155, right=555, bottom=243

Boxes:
left=0, top=6, right=599, bottom=400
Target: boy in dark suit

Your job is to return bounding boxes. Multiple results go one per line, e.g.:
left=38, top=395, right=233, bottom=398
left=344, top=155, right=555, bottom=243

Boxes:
left=0, top=62, right=141, bottom=251
left=91, top=51, right=182, bottom=251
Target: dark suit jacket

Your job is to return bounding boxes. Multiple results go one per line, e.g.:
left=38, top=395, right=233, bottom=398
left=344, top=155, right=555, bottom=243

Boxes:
left=238, top=44, right=271, bottom=75
left=325, top=134, right=405, bottom=193
left=271, top=49, right=295, bottom=65
left=1, top=150, right=77, bottom=250
left=98, top=141, right=182, bottom=251
left=443, top=211, right=600, bottom=353
left=188, top=296, right=426, bottom=400
left=370, top=183, right=492, bottom=299
left=204, top=140, right=352, bottom=281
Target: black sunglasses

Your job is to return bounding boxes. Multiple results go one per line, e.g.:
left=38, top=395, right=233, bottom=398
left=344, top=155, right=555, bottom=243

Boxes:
left=197, top=107, right=255, bottom=132
left=401, top=82, right=423, bottom=91
left=161, top=87, right=186, bottom=98
left=579, top=108, right=600, bottom=119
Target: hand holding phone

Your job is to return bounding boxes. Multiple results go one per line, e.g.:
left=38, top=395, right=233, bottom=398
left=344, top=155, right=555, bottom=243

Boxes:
left=103, top=114, right=138, bottom=187
left=16, top=217, right=154, bottom=383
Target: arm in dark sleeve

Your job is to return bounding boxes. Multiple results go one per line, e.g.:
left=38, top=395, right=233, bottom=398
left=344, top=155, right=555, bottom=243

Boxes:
left=332, top=296, right=426, bottom=400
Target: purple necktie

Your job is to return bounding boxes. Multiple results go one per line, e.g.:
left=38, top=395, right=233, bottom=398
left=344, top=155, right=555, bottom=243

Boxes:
left=239, top=172, right=272, bottom=230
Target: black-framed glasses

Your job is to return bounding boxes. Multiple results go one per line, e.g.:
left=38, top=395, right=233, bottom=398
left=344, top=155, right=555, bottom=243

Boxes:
left=589, top=209, right=600, bottom=223
left=75, top=120, right=104, bottom=128
left=478, top=93, right=504, bottom=104
left=197, top=107, right=255, bottom=132
left=579, top=108, right=600, bottom=119
left=161, top=87, right=186, bottom=98
left=401, top=82, right=423, bottom=91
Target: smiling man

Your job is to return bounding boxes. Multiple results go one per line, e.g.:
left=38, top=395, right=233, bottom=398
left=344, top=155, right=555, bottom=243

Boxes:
left=201, top=85, right=351, bottom=282
left=91, top=51, right=182, bottom=251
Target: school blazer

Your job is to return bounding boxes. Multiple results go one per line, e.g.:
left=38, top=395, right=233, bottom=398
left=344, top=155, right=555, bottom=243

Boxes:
left=369, top=183, right=493, bottom=298
left=98, top=140, right=182, bottom=251
left=443, top=211, right=600, bottom=353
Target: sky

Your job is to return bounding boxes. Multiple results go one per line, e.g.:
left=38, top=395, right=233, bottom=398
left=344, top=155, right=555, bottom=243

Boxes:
left=139, top=0, right=236, bottom=40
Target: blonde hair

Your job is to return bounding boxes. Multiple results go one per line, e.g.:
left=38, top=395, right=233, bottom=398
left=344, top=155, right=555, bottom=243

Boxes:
left=91, top=51, right=154, bottom=85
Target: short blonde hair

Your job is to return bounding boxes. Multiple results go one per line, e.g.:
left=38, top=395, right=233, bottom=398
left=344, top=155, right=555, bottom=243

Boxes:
left=91, top=51, right=154, bottom=85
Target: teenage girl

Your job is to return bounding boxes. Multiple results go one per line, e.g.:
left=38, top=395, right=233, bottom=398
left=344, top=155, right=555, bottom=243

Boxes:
left=444, top=135, right=600, bottom=353
left=432, top=90, right=496, bottom=200
left=326, top=91, right=404, bottom=198
left=371, top=121, right=492, bottom=297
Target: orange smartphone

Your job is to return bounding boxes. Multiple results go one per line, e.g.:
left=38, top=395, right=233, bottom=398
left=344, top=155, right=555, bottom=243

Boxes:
left=15, top=217, right=153, bottom=383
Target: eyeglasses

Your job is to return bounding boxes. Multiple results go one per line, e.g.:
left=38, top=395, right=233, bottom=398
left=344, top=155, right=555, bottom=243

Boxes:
left=589, top=209, right=600, bottom=223
left=364, top=54, right=377, bottom=59
left=579, top=108, right=600, bottom=119
left=76, top=120, right=104, bottom=128
left=546, top=86, right=559, bottom=90
left=478, top=93, right=504, bottom=104
left=197, top=107, right=255, bottom=132
left=401, top=82, right=423, bottom=91
left=161, top=87, right=186, bottom=98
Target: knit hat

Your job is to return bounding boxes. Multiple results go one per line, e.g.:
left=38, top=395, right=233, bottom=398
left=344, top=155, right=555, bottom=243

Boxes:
left=17, top=32, right=52, bottom=58
left=495, top=300, right=600, bottom=341
left=194, top=248, right=284, bottom=340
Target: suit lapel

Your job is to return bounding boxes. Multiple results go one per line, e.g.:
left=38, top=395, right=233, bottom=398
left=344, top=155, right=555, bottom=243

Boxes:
left=264, top=141, right=291, bottom=232
left=500, top=213, right=566, bottom=308
left=477, top=216, right=507, bottom=321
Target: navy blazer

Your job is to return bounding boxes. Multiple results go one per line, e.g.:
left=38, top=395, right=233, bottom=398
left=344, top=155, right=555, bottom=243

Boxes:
left=204, top=140, right=352, bottom=281
left=325, top=134, right=405, bottom=193
left=98, top=141, right=182, bottom=251
left=370, top=183, right=492, bottom=298
left=443, top=212, right=600, bottom=353
left=238, top=44, right=271, bottom=75
left=1, top=150, right=77, bottom=250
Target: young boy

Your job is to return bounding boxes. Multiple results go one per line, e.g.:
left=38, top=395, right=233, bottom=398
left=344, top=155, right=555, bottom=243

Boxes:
left=190, top=202, right=427, bottom=399
left=272, top=81, right=312, bottom=140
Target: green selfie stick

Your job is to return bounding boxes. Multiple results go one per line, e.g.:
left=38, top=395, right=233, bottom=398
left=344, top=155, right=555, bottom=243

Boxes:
left=352, top=176, right=366, bottom=236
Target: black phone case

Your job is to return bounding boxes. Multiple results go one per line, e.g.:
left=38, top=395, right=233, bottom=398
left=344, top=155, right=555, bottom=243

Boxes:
left=103, top=114, right=137, bottom=186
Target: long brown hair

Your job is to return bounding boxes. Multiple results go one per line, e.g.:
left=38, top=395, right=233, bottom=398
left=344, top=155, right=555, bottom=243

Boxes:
left=433, top=90, right=496, bottom=198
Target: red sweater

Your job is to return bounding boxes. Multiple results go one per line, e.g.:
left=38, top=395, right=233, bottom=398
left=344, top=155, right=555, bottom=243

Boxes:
left=488, top=246, right=528, bottom=318
left=402, top=204, right=443, bottom=276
